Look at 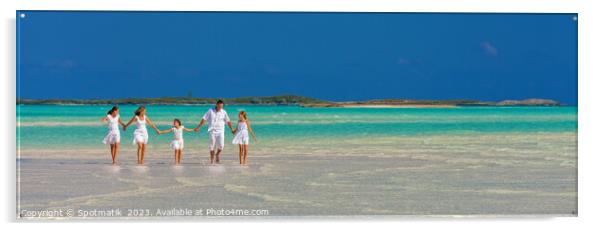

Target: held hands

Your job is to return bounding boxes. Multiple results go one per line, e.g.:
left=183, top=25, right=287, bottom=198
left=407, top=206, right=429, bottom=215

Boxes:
left=194, top=127, right=200, bottom=132
left=231, top=129, right=236, bottom=134
left=122, top=125, right=127, bottom=131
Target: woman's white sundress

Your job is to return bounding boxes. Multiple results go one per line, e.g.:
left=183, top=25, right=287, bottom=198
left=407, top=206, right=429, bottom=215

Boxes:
left=232, top=121, right=249, bottom=145
left=102, top=114, right=121, bottom=144
left=170, top=126, right=185, bottom=150
left=132, top=115, right=149, bottom=145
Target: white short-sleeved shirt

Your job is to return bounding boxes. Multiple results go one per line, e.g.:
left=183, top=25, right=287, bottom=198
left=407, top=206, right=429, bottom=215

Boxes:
left=202, top=108, right=230, bottom=133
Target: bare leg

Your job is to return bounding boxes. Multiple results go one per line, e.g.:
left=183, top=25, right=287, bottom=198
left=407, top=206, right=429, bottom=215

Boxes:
left=210, top=150, right=215, bottom=164
left=238, top=145, right=243, bottom=165
left=114, top=143, right=119, bottom=164
left=137, top=143, right=143, bottom=165
left=140, top=144, right=146, bottom=165
left=109, top=144, right=116, bottom=165
left=177, top=150, right=181, bottom=165
left=215, top=149, right=222, bottom=164
left=174, top=150, right=178, bottom=165
left=243, top=144, right=248, bottom=165
left=112, top=143, right=119, bottom=165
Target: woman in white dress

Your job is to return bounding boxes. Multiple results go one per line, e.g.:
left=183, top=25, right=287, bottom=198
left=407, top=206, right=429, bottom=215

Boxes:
left=232, top=111, right=257, bottom=165
left=101, top=106, right=126, bottom=165
left=124, top=106, right=159, bottom=165
left=158, top=118, right=194, bottom=165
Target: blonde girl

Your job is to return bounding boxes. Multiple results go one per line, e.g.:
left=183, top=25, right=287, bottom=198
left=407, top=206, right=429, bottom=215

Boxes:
left=232, top=111, right=257, bottom=165
left=124, top=106, right=159, bottom=165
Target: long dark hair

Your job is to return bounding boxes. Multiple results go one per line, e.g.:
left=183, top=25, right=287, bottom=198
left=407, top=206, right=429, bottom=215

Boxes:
left=107, top=106, right=119, bottom=115
left=135, top=106, right=146, bottom=116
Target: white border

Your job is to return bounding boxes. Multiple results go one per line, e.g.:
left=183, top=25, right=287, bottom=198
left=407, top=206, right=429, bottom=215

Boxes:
left=3, top=0, right=601, bottom=230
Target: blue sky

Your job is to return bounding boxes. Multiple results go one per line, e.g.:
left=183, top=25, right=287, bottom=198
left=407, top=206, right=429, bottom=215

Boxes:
left=17, top=11, right=577, bottom=104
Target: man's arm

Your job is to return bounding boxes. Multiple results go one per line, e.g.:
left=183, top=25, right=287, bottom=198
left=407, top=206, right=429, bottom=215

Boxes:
left=194, top=119, right=206, bottom=132
left=195, top=110, right=210, bottom=132
left=227, top=121, right=234, bottom=133
left=224, top=112, right=234, bottom=133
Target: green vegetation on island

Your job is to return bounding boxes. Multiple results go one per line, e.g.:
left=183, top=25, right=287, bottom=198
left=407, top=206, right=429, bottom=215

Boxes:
left=16, top=95, right=561, bottom=107
left=16, top=95, right=329, bottom=105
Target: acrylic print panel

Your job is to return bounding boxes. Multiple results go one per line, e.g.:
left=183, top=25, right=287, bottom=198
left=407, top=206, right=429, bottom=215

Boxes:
left=16, top=11, right=577, bottom=219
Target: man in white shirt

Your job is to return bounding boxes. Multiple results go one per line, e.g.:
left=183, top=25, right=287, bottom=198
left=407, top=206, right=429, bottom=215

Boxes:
left=194, top=99, right=234, bottom=164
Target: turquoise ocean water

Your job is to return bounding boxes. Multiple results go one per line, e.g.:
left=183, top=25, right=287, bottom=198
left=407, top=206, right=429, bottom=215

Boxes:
left=17, top=105, right=577, bottom=150
left=16, top=105, right=578, bottom=215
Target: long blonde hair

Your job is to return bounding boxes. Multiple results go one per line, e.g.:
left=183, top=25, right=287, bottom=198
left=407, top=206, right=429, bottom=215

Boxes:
left=239, top=111, right=247, bottom=120
left=135, top=106, right=146, bottom=116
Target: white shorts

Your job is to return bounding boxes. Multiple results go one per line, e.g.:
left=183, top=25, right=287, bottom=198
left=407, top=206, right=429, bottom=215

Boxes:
left=208, top=131, right=225, bottom=151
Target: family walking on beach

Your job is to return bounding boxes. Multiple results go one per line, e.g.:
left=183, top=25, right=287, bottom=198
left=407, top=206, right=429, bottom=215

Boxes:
left=101, top=100, right=257, bottom=166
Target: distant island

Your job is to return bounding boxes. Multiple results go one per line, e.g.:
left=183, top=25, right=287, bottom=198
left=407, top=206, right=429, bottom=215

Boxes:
left=16, top=95, right=562, bottom=107
left=303, top=98, right=562, bottom=107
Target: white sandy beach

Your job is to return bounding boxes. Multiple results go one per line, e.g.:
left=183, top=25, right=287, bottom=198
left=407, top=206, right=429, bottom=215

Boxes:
left=17, top=132, right=577, bottom=218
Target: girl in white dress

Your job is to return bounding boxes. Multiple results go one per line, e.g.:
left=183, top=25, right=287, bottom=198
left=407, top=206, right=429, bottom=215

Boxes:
left=158, top=119, right=194, bottom=165
left=232, top=111, right=257, bottom=165
left=101, top=106, right=126, bottom=165
left=124, top=106, right=159, bottom=165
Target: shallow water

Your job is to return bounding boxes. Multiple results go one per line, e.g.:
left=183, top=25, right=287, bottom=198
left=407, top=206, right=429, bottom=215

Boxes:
left=16, top=105, right=577, bottom=217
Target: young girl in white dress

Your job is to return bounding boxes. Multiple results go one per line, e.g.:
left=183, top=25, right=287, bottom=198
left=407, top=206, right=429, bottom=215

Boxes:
left=158, top=119, right=194, bottom=165
left=124, top=106, right=159, bottom=165
left=101, top=106, right=126, bottom=165
left=232, top=111, right=257, bottom=165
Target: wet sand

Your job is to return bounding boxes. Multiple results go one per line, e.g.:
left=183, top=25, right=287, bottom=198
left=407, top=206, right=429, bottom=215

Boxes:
left=17, top=132, right=577, bottom=218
